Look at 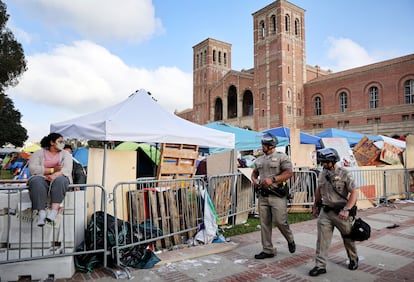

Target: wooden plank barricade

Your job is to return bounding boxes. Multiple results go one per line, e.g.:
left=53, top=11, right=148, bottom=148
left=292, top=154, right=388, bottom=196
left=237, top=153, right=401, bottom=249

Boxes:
left=127, top=178, right=201, bottom=250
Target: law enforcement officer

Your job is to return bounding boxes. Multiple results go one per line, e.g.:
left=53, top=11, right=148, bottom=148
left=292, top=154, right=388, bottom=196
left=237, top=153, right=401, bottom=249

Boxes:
left=251, top=132, right=296, bottom=259
left=309, top=148, right=359, bottom=276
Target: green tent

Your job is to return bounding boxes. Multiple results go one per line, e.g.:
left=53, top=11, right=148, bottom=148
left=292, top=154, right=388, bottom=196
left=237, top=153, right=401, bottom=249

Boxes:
left=114, top=142, right=159, bottom=165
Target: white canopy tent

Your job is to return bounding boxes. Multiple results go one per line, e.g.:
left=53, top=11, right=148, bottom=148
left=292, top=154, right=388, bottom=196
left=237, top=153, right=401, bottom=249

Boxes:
left=51, top=89, right=235, bottom=186
left=50, top=89, right=235, bottom=149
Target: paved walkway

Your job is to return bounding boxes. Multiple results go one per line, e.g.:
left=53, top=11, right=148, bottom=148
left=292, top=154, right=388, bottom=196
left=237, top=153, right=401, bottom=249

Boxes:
left=65, top=201, right=414, bottom=282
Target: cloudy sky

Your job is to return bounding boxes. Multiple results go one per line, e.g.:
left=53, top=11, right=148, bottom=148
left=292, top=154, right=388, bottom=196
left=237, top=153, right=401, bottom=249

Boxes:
left=3, top=0, right=414, bottom=142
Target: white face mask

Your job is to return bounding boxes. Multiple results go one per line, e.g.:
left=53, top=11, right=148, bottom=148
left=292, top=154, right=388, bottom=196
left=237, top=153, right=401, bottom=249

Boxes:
left=56, top=142, right=65, bottom=151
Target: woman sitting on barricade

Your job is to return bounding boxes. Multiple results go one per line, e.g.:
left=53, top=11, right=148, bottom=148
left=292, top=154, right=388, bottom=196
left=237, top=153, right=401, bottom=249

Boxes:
left=28, top=132, right=73, bottom=227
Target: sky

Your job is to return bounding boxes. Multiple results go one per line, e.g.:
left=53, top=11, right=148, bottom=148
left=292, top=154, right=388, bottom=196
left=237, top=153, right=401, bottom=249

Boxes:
left=2, top=0, right=414, bottom=143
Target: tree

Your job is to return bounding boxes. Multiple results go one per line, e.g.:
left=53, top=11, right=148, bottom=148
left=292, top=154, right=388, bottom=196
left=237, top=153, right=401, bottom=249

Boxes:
left=0, top=93, right=27, bottom=147
left=0, top=1, right=28, bottom=146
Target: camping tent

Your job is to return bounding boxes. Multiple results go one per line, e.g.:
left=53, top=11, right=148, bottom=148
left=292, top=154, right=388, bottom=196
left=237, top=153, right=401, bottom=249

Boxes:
left=73, top=147, right=89, bottom=167
left=263, top=126, right=322, bottom=148
left=22, top=143, right=41, bottom=153
left=204, top=122, right=289, bottom=154
left=114, top=142, right=160, bottom=165
left=0, top=148, right=20, bottom=154
left=50, top=89, right=235, bottom=149
left=316, top=128, right=382, bottom=147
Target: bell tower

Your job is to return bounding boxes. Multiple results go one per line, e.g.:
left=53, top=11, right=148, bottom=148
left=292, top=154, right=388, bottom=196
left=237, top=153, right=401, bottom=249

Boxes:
left=192, top=38, right=232, bottom=125
left=253, top=0, right=306, bottom=131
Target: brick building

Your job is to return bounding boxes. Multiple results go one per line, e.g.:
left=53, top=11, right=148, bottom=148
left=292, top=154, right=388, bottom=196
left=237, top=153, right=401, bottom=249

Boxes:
left=177, top=0, right=414, bottom=137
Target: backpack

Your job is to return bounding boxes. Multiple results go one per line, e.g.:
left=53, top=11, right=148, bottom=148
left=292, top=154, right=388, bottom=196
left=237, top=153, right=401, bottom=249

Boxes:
left=72, top=159, right=87, bottom=184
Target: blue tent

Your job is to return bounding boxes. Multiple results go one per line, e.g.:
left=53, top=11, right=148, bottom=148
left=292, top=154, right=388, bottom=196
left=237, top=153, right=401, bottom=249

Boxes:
left=316, top=128, right=382, bottom=147
left=73, top=147, right=88, bottom=167
left=263, top=126, right=322, bottom=148
left=204, top=122, right=289, bottom=154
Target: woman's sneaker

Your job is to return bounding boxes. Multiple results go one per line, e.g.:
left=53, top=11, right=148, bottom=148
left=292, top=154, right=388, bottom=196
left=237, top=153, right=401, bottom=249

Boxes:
left=37, top=210, right=46, bottom=227
left=46, top=209, right=58, bottom=222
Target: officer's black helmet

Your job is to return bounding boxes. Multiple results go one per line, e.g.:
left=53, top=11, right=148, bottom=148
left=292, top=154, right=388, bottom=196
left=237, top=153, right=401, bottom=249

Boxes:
left=261, top=132, right=278, bottom=147
left=316, top=148, right=340, bottom=163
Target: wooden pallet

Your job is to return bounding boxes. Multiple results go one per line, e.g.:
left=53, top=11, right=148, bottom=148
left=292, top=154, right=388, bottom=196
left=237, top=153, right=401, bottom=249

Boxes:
left=129, top=187, right=198, bottom=249
left=157, top=143, right=198, bottom=180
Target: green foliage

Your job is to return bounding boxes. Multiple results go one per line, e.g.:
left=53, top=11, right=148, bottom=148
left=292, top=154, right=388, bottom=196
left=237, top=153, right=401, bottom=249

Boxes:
left=0, top=1, right=28, bottom=147
left=0, top=1, right=27, bottom=91
left=0, top=93, right=27, bottom=147
left=221, top=213, right=314, bottom=238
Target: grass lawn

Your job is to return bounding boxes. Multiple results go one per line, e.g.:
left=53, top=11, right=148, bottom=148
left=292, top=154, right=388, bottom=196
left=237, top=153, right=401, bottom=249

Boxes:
left=221, top=212, right=315, bottom=238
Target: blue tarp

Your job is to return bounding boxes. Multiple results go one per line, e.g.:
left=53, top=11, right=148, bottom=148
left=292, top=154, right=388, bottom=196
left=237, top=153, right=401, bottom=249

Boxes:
left=263, top=126, right=322, bottom=148
left=316, top=128, right=382, bottom=147
left=204, top=122, right=289, bottom=154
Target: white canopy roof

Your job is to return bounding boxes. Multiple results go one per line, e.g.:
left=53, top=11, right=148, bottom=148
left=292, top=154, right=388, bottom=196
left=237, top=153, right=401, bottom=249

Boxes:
left=50, top=89, right=235, bottom=149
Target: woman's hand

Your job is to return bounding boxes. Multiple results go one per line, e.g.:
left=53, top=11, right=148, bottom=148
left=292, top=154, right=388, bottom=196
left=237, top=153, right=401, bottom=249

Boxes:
left=53, top=165, right=62, bottom=172
left=46, top=172, right=61, bottom=182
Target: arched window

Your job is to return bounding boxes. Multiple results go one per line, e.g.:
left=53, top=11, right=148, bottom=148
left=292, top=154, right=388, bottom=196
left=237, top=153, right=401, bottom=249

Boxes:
left=294, top=18, right=300, bottom=36
left=218, top=51, right=221, bottom=64
left=242, top=90, right=254, bottom=116
left=285, top=14, right=290, bottom=32
left=223, top=52, right=227, bottom=65
left=196, top=54, right=199, bottom=68
left=339, top=92, right=348, bottom=112
left=405, top=79, right=414, bottom=104
left=214, top=98, right=223, bottom=121
left=271, top=15, right=276, bottom=33
left=369, top=86, right=379, bottom=109
left=314, top=97, right=322, bottom=115
left=260, top=20, right=265, bottom=38
left=213, top=50, right=216, bottom=63
left=227, top=85, right=238, bottom=119
left=204, top=50, right=207, bottom=65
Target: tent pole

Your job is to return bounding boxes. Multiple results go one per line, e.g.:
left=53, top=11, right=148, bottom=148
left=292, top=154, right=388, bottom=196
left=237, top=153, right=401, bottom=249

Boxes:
left=102, top=142, right=107, bottom=187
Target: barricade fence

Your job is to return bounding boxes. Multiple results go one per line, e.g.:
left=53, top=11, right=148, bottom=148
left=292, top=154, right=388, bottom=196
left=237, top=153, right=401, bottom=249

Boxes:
left=111, top=177, right=206, bottom=268
left=0, top=181, right=107, bottom=281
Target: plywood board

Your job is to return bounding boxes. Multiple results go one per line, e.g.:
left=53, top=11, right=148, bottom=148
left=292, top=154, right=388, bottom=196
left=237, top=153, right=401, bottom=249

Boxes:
left=291, top=144, right=316, bottom=168
left=86, top=148, right=136, bottom=220
left=206, top=150, right=237, bottom=176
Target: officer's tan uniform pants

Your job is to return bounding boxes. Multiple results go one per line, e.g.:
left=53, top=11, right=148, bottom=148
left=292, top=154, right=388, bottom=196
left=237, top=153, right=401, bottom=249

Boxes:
left=258, top=195, right=294, bottom=254
left=315, top=209, right=358, bottom=269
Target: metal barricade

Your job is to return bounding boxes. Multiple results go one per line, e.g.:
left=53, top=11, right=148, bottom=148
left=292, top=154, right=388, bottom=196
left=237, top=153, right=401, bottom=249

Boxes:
left=208, top=173, right=255, bottom=225
left=0, top=181, right=107, bottom=281
left=111, top=177, right=206, bottom=268
left=346, top=167, right=408, bottom=204
left=288, top=169, right=318, bottom=212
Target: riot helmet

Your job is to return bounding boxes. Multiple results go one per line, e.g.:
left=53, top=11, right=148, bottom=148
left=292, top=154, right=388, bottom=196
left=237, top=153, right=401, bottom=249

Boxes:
left=261, top=132, right=278, bottom=147
left=316, top=148, right=340, bottom=163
